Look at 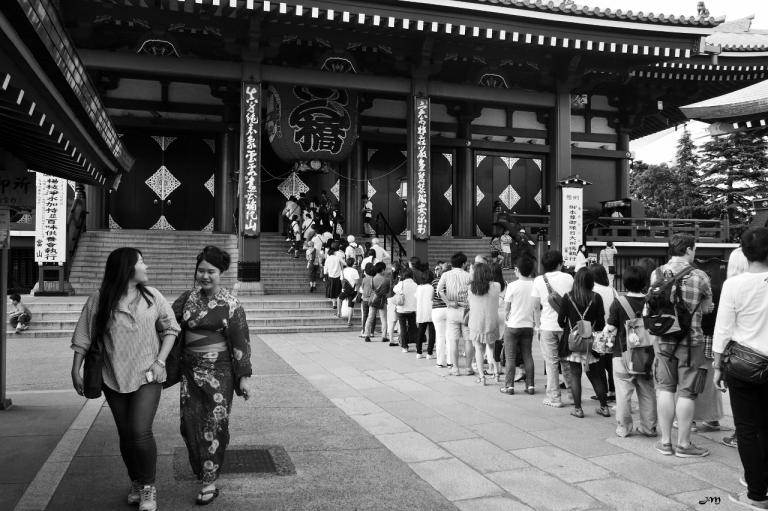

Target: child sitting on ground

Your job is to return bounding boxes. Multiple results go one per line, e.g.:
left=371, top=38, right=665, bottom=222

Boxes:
left=9, top=294, right=31, bottom=334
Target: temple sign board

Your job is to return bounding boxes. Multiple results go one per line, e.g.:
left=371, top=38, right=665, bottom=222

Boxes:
left=34, top=173, right=67, bottom=263
left=413, top=97, right=430, bottom=240
left=241, top=83, right=261, bottom=237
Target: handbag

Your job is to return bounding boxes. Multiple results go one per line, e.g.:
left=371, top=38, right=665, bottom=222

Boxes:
left=591, top=330, right=613, bottom=355
left=83, top=335, right=105, bottom=399
left=543, top=275, right=563, bottom=313
left=394, top=292, right=405, bottom=307
left=162, top=330, right=184, bottom=389
left=341, top=299, right=352, bottom=319
left=566, top=295, right=593, bottom=353
left=722, top=341, right=768, bottom=384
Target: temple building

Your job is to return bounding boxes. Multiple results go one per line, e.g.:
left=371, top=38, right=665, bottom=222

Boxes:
left=3, top=0, right=768, bottom=293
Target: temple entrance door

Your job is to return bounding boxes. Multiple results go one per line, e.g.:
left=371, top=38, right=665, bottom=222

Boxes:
left=365, top=146, right=407, bottom=236
left=430, top=150, right=454, bottom=237
left=475, top=152, right=544, bottom=236
left=109, top=134, right=216, bottom=230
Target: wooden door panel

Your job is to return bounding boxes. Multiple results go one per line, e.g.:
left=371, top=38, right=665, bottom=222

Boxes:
left=110, top=134, right=162, bottom=229
left=430, top=150, right=453, bottom=237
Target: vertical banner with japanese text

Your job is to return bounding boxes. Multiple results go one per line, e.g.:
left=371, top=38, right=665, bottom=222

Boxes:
left=562, top=186, right=583, bottom=267
left=34, top=173, right=67, bottom=263
left=412, top=97, right=430, bottom=240
left=241, top=82, right=261, bottom=237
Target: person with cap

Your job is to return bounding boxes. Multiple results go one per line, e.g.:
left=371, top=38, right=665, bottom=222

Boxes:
left=345, top=235, right=364, bottom=268
left=371, top=238, right=391, bottom=265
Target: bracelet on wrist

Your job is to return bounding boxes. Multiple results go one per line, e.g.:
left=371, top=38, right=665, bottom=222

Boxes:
left=154, top=359, right=166, bottom=368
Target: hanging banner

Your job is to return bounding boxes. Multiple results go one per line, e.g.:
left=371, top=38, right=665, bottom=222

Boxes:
left=34, top=173, right=67, bottom=263
left=562, top=187, right=583, bottom=267
left=240, top=82, right=261, bottom=237
left=412, top=97, right=430, bottom=240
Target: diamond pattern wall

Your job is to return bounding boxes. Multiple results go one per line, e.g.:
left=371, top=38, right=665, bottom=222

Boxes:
left=535, top=190, right=543, bottom=207
left=476, top=186, right=485, bottom=206
left=149, top=215, right=174, bottom=230
left=145, top=165, right=181, bottom=200
left=151, top=136, right=176, bottom=152
left=444, top=185, right=453, bottom=205
left=109, top=215, right=122, bottom=230
left=330, top=180, right=340, bottom=201
left=367, top=181, right=376, bottom=199
left=499, top=185, right=521, bottom=210
left=277, top=172, right=309, bottom=200
left=204, top=174, right=215, bottom=196
left=443, top=153, right=453, bottom=166
left=476, top=155, right=486, bottom=167
left=501, top=157, right=519, bottom=170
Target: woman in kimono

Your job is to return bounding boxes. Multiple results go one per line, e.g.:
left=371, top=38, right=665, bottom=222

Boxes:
left=172, top=246, right=253, bottom=505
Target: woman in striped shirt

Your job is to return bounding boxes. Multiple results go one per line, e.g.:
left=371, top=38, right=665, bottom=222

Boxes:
left=71, top=248, right=180, bottom=511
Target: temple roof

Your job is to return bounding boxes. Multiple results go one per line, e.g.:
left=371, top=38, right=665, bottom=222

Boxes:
left=705, top=15, right=768, bottom=52
left=456, top=0, right=722, bottom=27
left=680, top=79, right=768, bottom=120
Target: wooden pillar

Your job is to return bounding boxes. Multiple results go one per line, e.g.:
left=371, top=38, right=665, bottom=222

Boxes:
left=214, top=127, right=236, bottom=233
left=617, top=129, right=631, bottom=198
left=406, top=83, right=430, bottom=263
left=455, top=115, right=475, bottom=238
left=549, top=86, right=572, bottom=252
left=0, top=237, right=10, bottom=409
left=347, top=143, right=365, bottom=235
left=234, top=81, right=265, bottom=296
left=85, top=184, right=107, bottom=230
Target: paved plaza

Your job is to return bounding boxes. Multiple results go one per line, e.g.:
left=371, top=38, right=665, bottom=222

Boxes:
left=1, top=330, right=746, bottom=510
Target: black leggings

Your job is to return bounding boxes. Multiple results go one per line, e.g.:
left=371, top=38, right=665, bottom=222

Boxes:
left=103, top=383, right=162, bottom=485
left=568, top=361, right=608, bottom=409
left=417, top=321, right=435, bottom=355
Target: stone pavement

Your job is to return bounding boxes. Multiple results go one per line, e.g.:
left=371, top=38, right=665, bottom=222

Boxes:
left=0, top=330, right=747, bottom=510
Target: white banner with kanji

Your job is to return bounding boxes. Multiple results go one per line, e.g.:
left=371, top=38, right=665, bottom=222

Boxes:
left=34, top=173, right=67, bottom=263
left=562, top=187, right=583, bottom=267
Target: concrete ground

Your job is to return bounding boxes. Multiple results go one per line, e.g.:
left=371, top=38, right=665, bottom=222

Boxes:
left=0, top=329, right=746, bottom=510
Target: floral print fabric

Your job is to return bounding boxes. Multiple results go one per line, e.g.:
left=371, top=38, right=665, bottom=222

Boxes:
left=172, top=288, right=252, bottom=483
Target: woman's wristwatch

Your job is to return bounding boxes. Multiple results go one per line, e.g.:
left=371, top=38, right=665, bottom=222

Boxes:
left=154, top=359, right=166, bottom=368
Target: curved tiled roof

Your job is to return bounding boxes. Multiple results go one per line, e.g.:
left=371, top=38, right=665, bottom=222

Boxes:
left=705, top=17, right=768, bottom=52
left=463, top=0, right=722, bottom=27
left=681, top=79, right=768, bottom=120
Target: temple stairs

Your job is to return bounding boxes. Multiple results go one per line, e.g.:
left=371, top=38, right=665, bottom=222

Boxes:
left=13, top=231, right=356, bottom=338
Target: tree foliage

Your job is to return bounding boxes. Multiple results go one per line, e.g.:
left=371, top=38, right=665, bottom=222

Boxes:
left=629, top=160, right=687, bottom=218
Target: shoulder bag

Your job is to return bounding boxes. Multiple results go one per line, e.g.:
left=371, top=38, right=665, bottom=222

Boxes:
left=543, top=275, right=563, bottom=313
left=722, top=341, right=768, bottom=384
left=566, top=295, right=593, bottom=353
left=83, top=334, right=105, bottom=399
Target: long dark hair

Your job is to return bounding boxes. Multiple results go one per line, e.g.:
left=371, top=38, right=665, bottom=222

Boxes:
left=93, top=247, right=153, bottom=343
left=470, top=262, right=493, bottom=296
left=570, top=267, right=595, bottom=311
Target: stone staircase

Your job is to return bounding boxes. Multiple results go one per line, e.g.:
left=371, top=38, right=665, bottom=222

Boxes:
left=427, top=237, right=494, bottom=266
left=68, top=230, right=239, bottom=296
left=6, top=293, right=361, bottom=338
left=259, top=233, right=328, bottom=294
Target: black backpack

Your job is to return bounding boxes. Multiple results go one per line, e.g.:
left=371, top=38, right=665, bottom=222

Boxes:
left=643, top=266, right=697, bottom=339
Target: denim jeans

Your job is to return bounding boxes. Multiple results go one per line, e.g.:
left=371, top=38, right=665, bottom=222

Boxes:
left=727, top=374, right=768, bottom=502
left=539, top=330, right=571, bottom=401
left=364, top=305, right=387, bottom=338
left=103, top=383, right=162, bottom=485
left=503, top=327, right=534, bottom=388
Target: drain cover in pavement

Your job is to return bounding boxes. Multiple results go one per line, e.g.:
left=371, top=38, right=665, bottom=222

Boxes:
left=173, top=445, right=295, bottom=480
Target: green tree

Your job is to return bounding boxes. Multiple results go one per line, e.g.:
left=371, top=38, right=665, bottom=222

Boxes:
left=698, top=131, right=768, bottom=224
left=629, top=160, right=686, bottom=218
left=675, top=128, right=703, bottom=218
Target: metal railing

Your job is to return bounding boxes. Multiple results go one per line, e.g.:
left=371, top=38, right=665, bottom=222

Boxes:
left=64, top=189, right=88, bottom=280
left=584, top=217, right=728, bottom=243
left=373, top=212, right=407, bottom=263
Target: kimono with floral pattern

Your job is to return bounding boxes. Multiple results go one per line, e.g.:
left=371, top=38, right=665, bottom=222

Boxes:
left=172, top=288, right=252, bottom=484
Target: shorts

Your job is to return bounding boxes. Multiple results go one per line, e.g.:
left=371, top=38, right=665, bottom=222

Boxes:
left=652, top=341, right=708, bottom=399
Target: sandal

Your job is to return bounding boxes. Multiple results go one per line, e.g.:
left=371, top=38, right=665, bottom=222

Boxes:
left=196, top=487, right=220, bottom=506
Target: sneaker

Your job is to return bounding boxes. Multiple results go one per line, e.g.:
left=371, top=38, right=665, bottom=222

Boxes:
left=436, top=363, right=447, bottom=368
left=499, top=387, right=515, bottom=395
left=525, top=386, right=535, bottom=395
left=635, top=425, right=658, bottom=438
left=416, top=353, right=424, bottom=359
left=701, top=420, right=721, bottom=431
left=466, top=370, right=476, bottom=376
left=729, top=492, right=768, bottom=510
left=723, top=435, right=738, bottom=448
left=127, top=481, right=141, bottom=505
left=389, top=342, right=399, bottom=347
left=616, top=424, right=631, bottom=438
left=447, top=369, right=460, bottom=376
left=543, top=398, right=564, bottom=408
left=427, top=354, right=436, bottom=359
left=655, top=442, right=674, bottom=456
left=570, top=408, right=585, bottom=418
left=514, top=372, right=525, bottom=383
left=674, top=442, right=710, bottom=458
left=596, top=406, right=611, bottom=418
left=382, top=338, right=390, bottom=343
left=364, top=337, right=371, bottom=343
left=402, top=348, right=409, bottom=353
left=139, top=485, right=157, bottom=511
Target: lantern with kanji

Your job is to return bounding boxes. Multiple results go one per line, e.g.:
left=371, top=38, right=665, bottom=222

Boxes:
left=266, top=84, right=358, bottom=164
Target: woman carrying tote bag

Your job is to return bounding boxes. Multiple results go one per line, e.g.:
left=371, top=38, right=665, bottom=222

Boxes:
left=70, top=248, right=180, bottom=511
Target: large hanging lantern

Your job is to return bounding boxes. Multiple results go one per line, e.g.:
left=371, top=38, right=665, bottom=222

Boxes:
left=266, top=84, right=357, bottom=163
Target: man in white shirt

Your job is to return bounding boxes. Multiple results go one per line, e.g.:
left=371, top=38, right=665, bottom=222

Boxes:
left=438, top=252, right=473, bottom=375
left=531, top=250, right=574, bottom=408
left=599, top=241, right=618, bottom=287
left=371, top=238, right=391, bottom=264
left=501, top=256, right=539, bottom=394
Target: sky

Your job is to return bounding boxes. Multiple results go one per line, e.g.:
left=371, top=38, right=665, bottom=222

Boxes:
left=583, top=1, right=768, bottom=164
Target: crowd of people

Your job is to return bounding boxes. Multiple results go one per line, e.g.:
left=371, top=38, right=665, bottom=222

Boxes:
left=323, top=230, right=768, bottom=509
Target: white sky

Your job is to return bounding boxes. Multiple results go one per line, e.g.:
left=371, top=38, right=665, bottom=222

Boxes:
left=585, top=1, right=768, bottom=163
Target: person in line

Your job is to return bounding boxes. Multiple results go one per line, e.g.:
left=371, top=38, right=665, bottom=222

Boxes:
left=500, top=256, right=538, bottom=395
left=431, top=263, right=450, bottom=368
left=345, top=235, right=363, bottom=268
left=603, top=265, right=657, bottom=437
left=282, top=195, right=300, bottom=240
left=323, top=244, right=344, bottom=311
left=599, top=241, right=618, bottom=287
left=361, top=194, right=374, bottom=236
left=393, top=268, right=418, bottom=354
left=713, top=227, right=768, bottom=508
left=287, top=214, right=302, bottom=258
left=358, top=263, right=376, bottom=339
left=301, top=211, right=314, bottom=241
left=370, top=238, right=392, bottom=265
left=338, top=257, right=360, bottom=327
left=71, top=248, right=179, bottom=511
left=652, top=233, right=713, bottom=458
left=589, top=263, right=617, bottom=403
left=363, top=262, right=391, bottom=344
left=499, top=229, right=513, bottom=269
left=558, top=268, right=608, bottom=419
left=361, top=248, right=377, bottom=270
left=438, top=252, right=473, bottom=376
left=531, top=250, right=574, bottom=408
left=306, top=231, right=323, bottom=293
left=172, top=246, right=253, bottom=505
left=721, top=245, right=750, bottom=448
left=415, top=270, right=436, bottom=359
left=467, top=262, right=501, bottom=385
left=575, top=245, right=589, bottom=272
left=8, top=293, right=32, bottom=333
